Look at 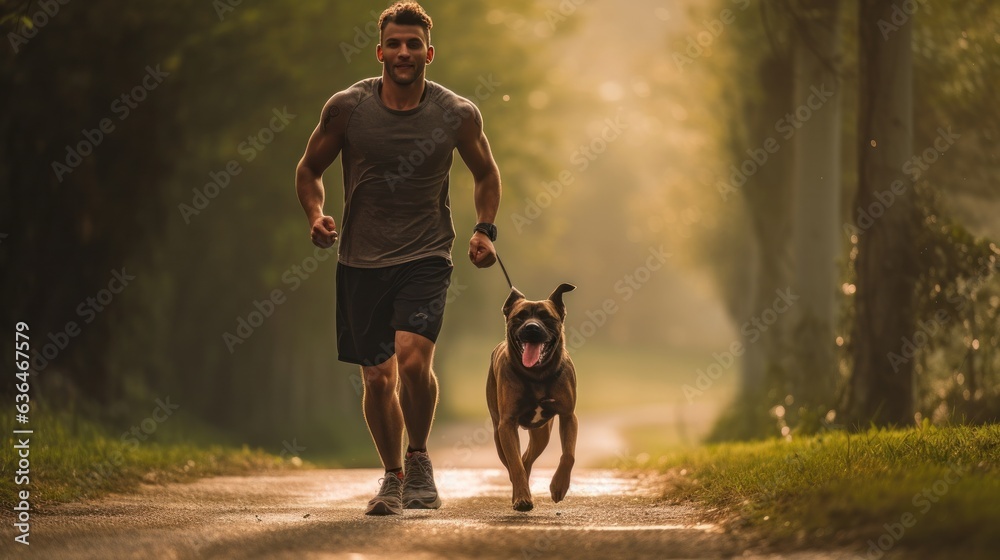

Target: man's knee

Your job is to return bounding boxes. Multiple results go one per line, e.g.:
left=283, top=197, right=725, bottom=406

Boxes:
left=395, top=335, right=434, bottom=381
left=362, top=364, right=397, bottom=394
left=397, top=351, right=432, bottom=380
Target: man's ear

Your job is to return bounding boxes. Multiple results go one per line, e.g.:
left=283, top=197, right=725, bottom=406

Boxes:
left=376, top=44, right=383, bottom=63
left=426, top=44, right=434, bottom=64
left=547, top=283, right=576, bottom=319
left=502, top=287, right=525, bottom=317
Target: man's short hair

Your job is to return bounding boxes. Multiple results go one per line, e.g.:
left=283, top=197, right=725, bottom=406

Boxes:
left=378, top=1, right=433, bottom=42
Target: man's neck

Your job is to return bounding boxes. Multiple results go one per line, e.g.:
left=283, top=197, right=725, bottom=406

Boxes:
left=380, top=73, right=426, bottom=111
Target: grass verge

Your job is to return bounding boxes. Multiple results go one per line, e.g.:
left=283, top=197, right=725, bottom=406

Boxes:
left=642, top=424, right=1000, bottom=557
left=0, top=404, right=303, bottom=510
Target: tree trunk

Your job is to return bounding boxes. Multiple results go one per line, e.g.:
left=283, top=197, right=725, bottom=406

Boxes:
left=710, top=51, right=795, bottom=440
left=790, top=0, right=842, bottom=428
left=849, top=0, right=917, bottom=426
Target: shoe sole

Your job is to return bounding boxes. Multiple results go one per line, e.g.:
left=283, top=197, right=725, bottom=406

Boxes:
left=404, top=496, right=442, bottom=509
left=365, top=500, right=403, bottom=516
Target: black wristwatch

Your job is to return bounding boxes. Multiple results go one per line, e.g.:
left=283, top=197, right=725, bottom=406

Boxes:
left=473, top=222, right=497, bottom=242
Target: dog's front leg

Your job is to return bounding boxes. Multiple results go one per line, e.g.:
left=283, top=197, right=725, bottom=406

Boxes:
left=550, top=412, right=578, bottom=503
left=498, top=418, right=533, bottom=511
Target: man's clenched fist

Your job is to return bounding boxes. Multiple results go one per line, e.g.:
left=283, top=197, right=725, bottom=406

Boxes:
left=311, top=215, right=338, bottom=248
left=469, top=232, right=497, bottom=268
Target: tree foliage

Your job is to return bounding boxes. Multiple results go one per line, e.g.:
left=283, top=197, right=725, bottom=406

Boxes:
left=0, top=0, right=544, bottom=450
left=704, top=0, right=1000, bottom=438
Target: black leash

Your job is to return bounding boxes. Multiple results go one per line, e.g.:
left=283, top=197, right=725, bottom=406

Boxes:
left=495, top=251, right=514, bottom=290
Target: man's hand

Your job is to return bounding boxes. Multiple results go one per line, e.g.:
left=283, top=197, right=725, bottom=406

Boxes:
left=469, top=232, right=497, bottom=268
left=310, top=215, right=339, bottom=248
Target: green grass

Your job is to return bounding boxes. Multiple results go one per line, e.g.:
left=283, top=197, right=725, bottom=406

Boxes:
left=640, top=424, right=1000, bottom=556
left=0, top=404, right=303, bottom=510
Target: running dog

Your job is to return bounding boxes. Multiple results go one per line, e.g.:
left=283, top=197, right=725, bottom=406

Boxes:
left=486, top=284, right=578, bottom=511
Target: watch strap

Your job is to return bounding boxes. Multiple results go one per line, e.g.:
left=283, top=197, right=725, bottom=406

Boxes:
left=474, top=223, right=497, bottom=242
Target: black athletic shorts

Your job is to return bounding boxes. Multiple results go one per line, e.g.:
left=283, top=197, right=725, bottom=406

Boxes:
left=336, top=256, right=453, bottom=367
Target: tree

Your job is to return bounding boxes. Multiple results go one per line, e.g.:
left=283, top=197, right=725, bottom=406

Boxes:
left=706, top=5, right=797, bottom=440
left=789, top=0, right=842, bottom=428
left=847, top=0, right=917, bottom=426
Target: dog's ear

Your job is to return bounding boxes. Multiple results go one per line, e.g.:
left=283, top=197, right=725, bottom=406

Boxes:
left=547, top=283, right=576, bottom=319
left=502, top=287, right=525, bottom=317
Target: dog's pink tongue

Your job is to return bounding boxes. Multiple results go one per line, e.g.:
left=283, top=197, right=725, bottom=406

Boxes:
left=522, top=342, right=542, bottom=368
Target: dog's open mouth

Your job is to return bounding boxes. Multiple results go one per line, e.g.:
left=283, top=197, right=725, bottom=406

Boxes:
left=517, top=340, right=548, bottom=368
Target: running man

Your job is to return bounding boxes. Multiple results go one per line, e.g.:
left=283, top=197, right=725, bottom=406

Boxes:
left=294, top=1, right=502, bottom=515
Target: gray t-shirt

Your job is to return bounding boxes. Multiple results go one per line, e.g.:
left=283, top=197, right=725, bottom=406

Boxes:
left=337, top=77, right=481, bottom=268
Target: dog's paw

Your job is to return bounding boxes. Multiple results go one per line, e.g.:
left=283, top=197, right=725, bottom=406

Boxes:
left=512, top=498, right=534, bottom=512
left=550, top=474, right=571, bottom=503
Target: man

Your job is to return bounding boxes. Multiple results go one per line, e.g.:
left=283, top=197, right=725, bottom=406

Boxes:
left=294, top=1, right=502, bottom=516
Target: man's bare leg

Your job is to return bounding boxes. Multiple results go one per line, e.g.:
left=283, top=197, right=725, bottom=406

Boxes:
left=362, top=357, right=404, bottom=471
left=395, top=330, right=439, bottom=450
left=395, top=330, right=442, bottom=508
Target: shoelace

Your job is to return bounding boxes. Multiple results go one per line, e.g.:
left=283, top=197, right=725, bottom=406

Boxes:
left=377, top=474, right=403, bottom=496
left=404, top=455, right=435, bottom=490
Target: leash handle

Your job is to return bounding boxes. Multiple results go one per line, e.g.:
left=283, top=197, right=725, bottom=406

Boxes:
left=495, top=251, right=514, bottom=290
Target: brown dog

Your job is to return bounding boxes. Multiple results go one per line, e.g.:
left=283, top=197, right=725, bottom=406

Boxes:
left=487, top=283, right=578, bottom=511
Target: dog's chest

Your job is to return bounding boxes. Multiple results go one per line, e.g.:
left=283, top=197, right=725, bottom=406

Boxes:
left=515, top=385, right=558, bottom=429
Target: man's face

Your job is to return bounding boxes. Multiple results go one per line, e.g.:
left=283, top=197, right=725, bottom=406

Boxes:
left=377, top=23, right=433, bottom=86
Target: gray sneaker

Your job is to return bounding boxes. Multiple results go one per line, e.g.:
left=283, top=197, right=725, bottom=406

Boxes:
left=365, top=472, right=403, bottom=516
left=403, top=451, right=442, bottom=509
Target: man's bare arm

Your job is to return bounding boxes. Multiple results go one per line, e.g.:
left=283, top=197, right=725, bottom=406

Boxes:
left=295, top=94, right=348, bottom=248
left=456, top=102, right=501, bottom=267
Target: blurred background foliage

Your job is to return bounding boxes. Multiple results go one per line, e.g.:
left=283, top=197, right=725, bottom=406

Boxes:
left=1, top=0, right=997, bottom=464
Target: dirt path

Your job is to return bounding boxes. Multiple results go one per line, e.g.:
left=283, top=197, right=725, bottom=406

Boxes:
left=6, top=467, right=860, bottom=559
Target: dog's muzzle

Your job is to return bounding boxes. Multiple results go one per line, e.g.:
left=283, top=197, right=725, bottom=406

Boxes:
left=516, top=321, right=550, bottom=368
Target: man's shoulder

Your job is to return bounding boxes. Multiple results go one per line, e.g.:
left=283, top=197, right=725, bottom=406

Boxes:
left=426, top=80, right=478, bottom=112
left=330, top=77, right=378, bottom=110
left=425, top=80, right=482, bottom=126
